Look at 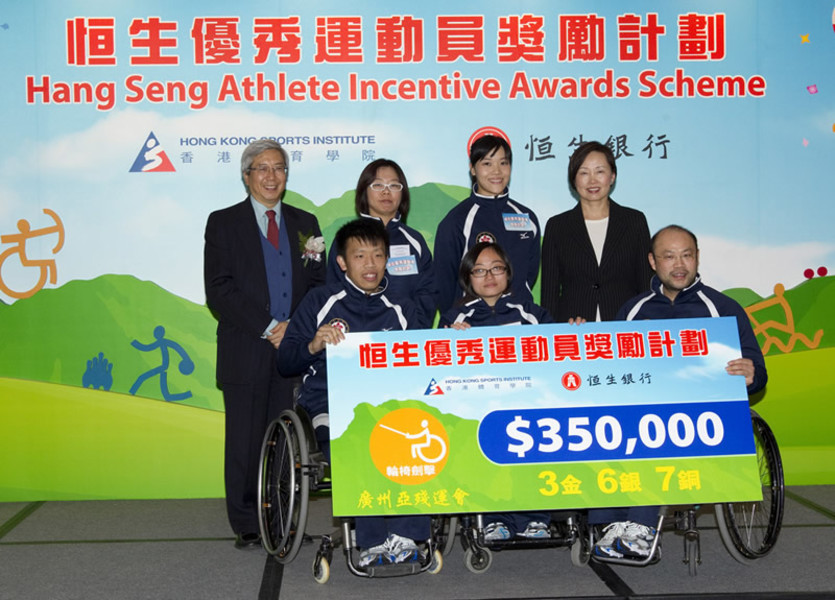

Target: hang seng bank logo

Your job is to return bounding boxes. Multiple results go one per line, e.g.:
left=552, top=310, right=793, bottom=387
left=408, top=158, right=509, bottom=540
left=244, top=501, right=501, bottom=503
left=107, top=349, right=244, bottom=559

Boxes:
left=130, top=132, right=176, bottom=173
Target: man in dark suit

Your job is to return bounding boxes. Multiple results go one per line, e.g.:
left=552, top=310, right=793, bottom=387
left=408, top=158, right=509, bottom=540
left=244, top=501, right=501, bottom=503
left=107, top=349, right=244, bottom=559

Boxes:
left=204, top=139, right=325, bottom=549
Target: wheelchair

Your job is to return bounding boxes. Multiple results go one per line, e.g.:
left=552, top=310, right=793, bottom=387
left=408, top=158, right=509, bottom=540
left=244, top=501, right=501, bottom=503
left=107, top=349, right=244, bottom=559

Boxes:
left=456, top=510, right=590, bottom=573
left=256, top=407, right=455, bottom=583
left=590, top=409, right=785, bottom=575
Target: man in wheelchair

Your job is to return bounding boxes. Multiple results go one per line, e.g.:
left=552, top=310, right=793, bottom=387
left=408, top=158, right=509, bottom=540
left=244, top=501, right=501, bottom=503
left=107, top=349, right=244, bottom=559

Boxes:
left=590, top=224, right=768, bottom=562
left=278, top=218, right=431, bottom=568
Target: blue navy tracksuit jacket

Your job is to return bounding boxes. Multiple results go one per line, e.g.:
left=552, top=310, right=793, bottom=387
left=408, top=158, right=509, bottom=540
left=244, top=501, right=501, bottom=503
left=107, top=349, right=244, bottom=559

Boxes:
left=434, top=189, right=541, bottom=314
left=327, top=213, right=437, bottom=328
left=589, top=274, right=768, bottom=528
left=439, top=293, right=553, bottom=535
left=277, top=275, right=418, bottom=428
left=617, top=274, right=767, bottom=394
left=438, top=294, right=553, bottom=328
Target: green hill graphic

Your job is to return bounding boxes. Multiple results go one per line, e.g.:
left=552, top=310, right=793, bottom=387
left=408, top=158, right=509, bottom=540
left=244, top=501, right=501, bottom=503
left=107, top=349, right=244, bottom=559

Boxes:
left=0, top=274, right=223, bottom=411
left=0, top=377, right=223, bottom=501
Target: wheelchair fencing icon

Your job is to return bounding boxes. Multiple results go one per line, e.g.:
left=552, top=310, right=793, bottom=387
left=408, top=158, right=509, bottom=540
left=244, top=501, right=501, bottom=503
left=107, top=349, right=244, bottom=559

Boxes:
left=379, top=419, right=448, bottom=464
left=369, top=408, right=450, bottom=484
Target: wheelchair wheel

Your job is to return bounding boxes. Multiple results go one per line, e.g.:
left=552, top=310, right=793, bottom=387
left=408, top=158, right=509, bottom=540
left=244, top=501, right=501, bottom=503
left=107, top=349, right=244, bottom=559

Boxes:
left=427, top=549, right=444, bottom=575
left=684, top=534, right=700, bottom=576
left=257, top=410, right=310, bottom=563
left=570, top=531, right=591, bottom=567
left=464, top=546, right=493, bottom=573
left=569, top=515, right=591, bottom=567
left=715, top=410, right=784, bottom=563
left=312, top=555, right=330, bottom=584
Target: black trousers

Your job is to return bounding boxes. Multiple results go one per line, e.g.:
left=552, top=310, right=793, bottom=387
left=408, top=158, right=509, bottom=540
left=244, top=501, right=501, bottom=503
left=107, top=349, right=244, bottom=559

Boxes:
left=221, top=368, right=295, bottom=534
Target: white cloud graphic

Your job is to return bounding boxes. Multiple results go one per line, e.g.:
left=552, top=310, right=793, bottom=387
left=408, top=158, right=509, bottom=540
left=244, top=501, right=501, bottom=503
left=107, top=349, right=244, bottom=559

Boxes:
left=698, top=235, right=834, bottom=298
left=673, top=341, right=738, bottom=381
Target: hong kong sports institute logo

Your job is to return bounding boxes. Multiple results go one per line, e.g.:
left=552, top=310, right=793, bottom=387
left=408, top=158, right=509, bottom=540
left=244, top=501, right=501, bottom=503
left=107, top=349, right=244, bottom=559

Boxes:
left=423, top=378, right=444, bottom=396
left=130, top=131, right=176, bottom=173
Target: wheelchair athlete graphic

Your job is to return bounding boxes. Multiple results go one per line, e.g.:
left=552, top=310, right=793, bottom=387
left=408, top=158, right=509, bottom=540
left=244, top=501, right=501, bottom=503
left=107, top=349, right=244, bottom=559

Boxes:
left=378, top=420, right=448, bottom=464
left=0, top=208, right=64, bottom=299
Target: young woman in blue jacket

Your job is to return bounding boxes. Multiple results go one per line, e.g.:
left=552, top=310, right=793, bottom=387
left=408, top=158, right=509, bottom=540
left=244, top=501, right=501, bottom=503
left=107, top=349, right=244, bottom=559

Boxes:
left=439, top=241, right=553, bottom=541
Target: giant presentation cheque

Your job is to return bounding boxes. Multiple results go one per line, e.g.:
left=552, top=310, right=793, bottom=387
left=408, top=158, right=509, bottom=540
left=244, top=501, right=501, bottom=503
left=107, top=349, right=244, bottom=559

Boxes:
left=326, top=317, right=761, bottom=516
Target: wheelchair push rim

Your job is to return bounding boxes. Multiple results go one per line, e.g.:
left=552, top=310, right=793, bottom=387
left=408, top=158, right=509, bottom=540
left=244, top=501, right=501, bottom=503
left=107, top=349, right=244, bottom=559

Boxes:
left=715, top=410, right=784, bottom=563
left=257, top=410, right=311, bottom=563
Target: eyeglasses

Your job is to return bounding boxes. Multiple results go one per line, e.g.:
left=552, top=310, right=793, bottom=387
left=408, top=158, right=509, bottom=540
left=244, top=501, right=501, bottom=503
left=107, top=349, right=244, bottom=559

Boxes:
left=471, top=265, right=508, bottom=278
left=654, top=251, right=696, bottom=263
left=248, top=164, right=288, bottom=176
left=369, top=182, right=404, bottom=192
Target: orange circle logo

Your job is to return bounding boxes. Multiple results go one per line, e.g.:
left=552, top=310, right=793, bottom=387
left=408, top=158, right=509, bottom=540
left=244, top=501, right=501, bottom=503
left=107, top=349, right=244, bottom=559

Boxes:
left=466, top=126, right=511, bottom=156
left=369, top=408, right=449, bottom=485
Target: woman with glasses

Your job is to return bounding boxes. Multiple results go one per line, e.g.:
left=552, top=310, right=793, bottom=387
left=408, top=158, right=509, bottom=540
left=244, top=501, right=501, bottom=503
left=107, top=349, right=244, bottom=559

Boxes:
left=439, top=241, right=552, bottom=541
left=327, top=158, right=436, bottom=327
left=439, top=241, right=551, bottom=328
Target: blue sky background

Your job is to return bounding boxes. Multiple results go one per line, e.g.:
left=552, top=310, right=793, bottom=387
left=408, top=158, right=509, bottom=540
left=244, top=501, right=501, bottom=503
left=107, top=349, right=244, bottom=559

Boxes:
left=1, top=0, right=833, bottom=304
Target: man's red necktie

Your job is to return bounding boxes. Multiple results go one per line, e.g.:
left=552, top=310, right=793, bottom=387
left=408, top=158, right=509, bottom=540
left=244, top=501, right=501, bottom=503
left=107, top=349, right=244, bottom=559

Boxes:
left=266, top=209, right=279, bottom=250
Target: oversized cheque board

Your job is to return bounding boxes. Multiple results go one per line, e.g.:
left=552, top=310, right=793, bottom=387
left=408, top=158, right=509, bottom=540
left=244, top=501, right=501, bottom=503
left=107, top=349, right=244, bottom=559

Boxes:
left=326, top=317, right=761, bottom=516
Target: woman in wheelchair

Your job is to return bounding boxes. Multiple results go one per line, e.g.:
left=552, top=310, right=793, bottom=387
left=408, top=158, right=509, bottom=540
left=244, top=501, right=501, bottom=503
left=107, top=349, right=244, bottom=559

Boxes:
left=439, top=241, right=555, bottom=541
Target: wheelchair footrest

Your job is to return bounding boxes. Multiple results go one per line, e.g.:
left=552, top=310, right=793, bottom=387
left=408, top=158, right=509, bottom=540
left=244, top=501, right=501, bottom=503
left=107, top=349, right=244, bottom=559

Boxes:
left=365, top=562, right=424, bottom=578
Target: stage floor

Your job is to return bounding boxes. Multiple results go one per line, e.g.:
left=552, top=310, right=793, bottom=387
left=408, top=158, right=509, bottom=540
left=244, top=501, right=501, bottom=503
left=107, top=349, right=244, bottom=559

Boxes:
left=1, top=486, right=833, bottom=600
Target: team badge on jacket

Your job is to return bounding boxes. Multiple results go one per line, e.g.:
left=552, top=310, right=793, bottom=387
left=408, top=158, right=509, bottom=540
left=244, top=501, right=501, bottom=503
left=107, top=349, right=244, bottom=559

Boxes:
left=476, top=232, right=496, bottom=244
left=329, top=318, right=349, bottom=333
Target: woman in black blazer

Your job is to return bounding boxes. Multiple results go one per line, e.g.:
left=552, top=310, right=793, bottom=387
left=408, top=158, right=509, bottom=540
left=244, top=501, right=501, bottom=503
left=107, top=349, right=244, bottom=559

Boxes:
left=541, top=141, right=652, bottom=322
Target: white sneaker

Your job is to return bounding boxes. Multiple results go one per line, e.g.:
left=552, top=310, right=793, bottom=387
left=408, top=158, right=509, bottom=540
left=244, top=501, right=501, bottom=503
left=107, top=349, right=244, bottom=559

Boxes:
left=518, top=521, right=550, bottom=538
left=615, top=522, right=657, bottom=558
left=387, top=534, right=423, bottom=564
left=358, top=541, right=392, bottom=567
left=593, top=521, right=628, bottom=558
left=483, top=521, right=511, bottom=542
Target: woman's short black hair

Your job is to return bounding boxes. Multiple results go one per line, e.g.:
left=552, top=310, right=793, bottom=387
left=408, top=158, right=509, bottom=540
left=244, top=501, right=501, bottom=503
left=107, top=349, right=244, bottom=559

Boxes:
left=354, top=158, right=411, bottom=222
left=469, top=135, right=512, bottom=186
left=457, top=241, right=513, bottom=302
left=567, top=141, right=617, bottom=193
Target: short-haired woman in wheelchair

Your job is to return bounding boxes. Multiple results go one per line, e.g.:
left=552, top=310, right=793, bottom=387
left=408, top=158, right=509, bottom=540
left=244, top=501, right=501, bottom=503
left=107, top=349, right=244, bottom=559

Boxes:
left=439, top=241, right=553, bottom=541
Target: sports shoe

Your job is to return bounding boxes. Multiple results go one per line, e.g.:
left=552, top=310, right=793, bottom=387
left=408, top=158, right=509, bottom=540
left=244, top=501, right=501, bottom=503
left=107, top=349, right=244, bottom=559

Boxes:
left=593, top=521, right=628, bottom=559
left=518, top=521, right=550, bottom=538
left=483, top=521, right=511, bottom=542
left=387, top=534, right=424, bottom=564
left=615, top=522, right=658, bottom=558
left=358, top=541, right=392, bottom=567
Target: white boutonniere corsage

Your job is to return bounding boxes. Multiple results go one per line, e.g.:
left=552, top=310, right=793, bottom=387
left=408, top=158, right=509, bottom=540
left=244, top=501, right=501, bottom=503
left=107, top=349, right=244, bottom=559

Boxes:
left=299, top=233, right=325, bottom=266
